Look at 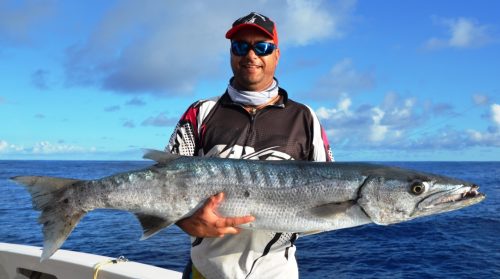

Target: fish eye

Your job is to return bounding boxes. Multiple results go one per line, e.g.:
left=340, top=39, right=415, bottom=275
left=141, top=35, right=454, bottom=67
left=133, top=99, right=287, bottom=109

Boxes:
left=411, top=181, right=426, bottom=195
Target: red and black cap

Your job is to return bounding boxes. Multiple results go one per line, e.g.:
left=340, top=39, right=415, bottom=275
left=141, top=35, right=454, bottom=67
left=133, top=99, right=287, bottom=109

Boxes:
left=225, top=12, right=278, bottom=46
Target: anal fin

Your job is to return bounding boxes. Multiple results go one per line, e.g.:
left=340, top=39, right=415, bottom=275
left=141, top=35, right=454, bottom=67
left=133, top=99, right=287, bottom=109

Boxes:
left=134, top=213, right=174, bottom=240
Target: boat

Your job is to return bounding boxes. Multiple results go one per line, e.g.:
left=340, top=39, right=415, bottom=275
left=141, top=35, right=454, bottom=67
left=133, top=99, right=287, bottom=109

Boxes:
left=0, top=242, right=182, bottom=279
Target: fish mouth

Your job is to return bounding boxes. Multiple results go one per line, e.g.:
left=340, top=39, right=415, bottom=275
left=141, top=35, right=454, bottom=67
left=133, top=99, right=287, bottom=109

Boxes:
left=417, top=185, right=485, bottom=213
left=435, top=185, right=483, bottom=205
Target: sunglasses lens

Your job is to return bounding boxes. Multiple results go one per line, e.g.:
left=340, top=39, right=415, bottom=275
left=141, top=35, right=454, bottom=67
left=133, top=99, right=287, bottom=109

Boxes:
left=254, top=42, right=275, bottom=56
left=231, top=41, right=276, bottom=56
left=231, top=41, right=250, bottom=56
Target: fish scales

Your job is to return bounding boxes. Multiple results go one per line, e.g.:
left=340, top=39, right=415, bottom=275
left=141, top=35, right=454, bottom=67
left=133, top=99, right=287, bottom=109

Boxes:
left=165, top=157, right=384, bottom=231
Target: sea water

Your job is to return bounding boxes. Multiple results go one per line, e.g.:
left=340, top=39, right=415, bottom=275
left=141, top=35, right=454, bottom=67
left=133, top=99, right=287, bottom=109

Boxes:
left=0, top=160, right=498, bottom=278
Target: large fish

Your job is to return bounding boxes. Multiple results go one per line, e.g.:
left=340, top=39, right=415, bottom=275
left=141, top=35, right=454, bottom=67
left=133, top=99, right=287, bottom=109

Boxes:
left=12, top=150, right=485, bottom=261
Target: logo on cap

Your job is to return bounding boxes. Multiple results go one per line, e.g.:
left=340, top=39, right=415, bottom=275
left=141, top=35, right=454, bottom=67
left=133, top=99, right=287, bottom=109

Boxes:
left=242, top=13, right=267, bottom=24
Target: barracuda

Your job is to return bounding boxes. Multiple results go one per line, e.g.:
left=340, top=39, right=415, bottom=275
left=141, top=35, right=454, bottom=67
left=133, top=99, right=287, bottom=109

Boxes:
left=12, top=150, right=485, bottom=261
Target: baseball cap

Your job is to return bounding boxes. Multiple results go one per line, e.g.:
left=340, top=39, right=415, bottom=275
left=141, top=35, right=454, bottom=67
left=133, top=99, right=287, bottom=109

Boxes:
left=225, top=12, right=278, bottom=46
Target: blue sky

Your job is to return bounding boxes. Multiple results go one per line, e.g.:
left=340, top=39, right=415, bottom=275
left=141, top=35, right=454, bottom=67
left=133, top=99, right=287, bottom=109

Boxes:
left=0, top=0, right=499, bottom=161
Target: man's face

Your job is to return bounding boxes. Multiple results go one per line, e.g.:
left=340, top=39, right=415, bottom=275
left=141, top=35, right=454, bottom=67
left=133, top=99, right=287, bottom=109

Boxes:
left=230, top=28, right=280, bottom=91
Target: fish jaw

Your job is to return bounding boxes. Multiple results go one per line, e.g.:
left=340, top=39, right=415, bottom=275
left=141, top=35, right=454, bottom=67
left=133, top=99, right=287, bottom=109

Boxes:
left=414, top=184, right=485, bottom=217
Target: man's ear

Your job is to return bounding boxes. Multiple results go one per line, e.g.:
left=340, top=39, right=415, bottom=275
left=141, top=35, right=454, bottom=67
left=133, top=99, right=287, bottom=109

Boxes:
left=275, top=48, right=280, bottom=66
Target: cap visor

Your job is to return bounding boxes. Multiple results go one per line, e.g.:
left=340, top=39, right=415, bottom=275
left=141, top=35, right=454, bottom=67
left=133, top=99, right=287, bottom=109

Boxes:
left=225, top=24, right=274, bottom=41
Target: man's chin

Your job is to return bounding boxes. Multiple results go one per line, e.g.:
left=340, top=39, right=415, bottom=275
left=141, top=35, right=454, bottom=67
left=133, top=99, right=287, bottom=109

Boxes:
left=234, top=78, right=263, bottom=91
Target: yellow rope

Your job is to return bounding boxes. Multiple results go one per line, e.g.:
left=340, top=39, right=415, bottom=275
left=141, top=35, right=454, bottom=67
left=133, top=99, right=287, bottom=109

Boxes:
left=93, top=256, right=128, bottom=279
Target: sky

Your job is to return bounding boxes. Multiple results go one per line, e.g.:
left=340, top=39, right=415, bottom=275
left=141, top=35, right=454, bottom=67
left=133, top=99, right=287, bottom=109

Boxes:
left=0, top=0, right=499, bottom=161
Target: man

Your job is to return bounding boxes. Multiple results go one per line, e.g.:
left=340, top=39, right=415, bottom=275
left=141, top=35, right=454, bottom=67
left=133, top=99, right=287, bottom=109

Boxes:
left=166, top=12, right=333, bottom=279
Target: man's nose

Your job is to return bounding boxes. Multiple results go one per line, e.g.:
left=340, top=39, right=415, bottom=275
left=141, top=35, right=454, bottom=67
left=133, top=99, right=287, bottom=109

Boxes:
left=245, top=48, right=258, bottom=59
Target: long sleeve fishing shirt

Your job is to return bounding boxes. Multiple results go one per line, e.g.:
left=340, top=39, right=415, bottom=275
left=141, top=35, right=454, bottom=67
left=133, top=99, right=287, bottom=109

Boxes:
left=166, top=87, right=333, bottom=279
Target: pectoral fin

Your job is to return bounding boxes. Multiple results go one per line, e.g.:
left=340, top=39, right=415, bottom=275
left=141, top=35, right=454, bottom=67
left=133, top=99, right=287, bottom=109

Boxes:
left=306, top=201, right=357, bottom=218
left=134, top=213, right=174, bottom=240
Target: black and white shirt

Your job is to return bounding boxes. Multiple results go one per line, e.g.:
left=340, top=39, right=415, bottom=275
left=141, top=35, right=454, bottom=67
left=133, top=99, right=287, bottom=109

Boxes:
left=166, top=88, right=333, bottom=279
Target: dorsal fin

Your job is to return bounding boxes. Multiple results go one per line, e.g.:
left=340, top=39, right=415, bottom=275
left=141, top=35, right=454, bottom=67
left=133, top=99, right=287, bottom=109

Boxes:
left=142, top=149, right=181, bottom=164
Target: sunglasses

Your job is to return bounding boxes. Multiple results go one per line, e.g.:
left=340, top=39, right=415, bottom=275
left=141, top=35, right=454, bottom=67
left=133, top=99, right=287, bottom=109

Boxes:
left=231, top=41, right=276, bottom=57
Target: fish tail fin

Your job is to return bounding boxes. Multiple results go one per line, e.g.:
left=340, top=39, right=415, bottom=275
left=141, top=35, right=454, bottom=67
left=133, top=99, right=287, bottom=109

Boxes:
left=11, top=176, right=86, bottom=261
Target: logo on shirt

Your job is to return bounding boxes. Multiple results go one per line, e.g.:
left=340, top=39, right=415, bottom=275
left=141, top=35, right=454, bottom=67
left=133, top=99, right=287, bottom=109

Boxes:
left=203, top=145, right=293, bottom=160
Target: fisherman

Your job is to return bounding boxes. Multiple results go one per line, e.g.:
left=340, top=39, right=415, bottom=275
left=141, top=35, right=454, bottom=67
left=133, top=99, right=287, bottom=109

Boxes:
left=166, top=12, right=333, bottom=279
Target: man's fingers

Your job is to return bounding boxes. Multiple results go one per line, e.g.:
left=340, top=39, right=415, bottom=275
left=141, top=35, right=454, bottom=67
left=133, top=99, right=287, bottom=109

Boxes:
left=191, top=192, right=255, bottom=238
left=205, top=192, right=224, bottom=210
left=216, top=215, right=255, bottom=228
left=216, top=226, right=242, bottom=236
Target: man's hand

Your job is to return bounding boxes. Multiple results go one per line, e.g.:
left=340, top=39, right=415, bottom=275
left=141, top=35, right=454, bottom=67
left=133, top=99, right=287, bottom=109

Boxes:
left=176, top=192, right=255, bottom=238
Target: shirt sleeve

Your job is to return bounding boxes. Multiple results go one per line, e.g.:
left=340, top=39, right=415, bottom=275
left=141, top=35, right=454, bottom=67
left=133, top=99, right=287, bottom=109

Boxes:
left=306, top=105, right=334, bottom=162
left=165, top=102, right=201, bottom=156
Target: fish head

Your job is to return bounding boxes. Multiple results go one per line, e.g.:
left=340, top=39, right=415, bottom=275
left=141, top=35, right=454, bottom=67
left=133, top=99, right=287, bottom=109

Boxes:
left=358, top=167, right=485, bottom=225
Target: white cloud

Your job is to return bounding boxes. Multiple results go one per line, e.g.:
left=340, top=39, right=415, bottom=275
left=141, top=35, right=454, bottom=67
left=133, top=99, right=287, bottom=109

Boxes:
left=425, top=17, right=493, bottom=50
left=282, top=0, right=334, bottom=45
left=0, top=140, right=97, bottom=155
left=279, top=0, right=355, bottom=45
left=379, top=92, right=418, bottom=127
left=316, top=93, right=500, bottom=151
left=32, top=141, right=96, bottom=154
left=369, top=107, right=388, bottom=142
left=0, top=140, right=8, bottom=151
left=316, top=94, right=403, bottom=144
left=449, top=18, right=486, bottom=47
left=63, top=0, right=356, bottom=95
left=337, top=97, right=352, bottom=113
left=0, top=140, right=24, bottom=153
left=492, top=103, right=500, bottom=126
left=466, top=129, right=500, bottom=147
left=316, top=94, right=352, bottom=118
left=0, top=140, right=143, bottom=160
left=465, top=103, right=500, bottom=148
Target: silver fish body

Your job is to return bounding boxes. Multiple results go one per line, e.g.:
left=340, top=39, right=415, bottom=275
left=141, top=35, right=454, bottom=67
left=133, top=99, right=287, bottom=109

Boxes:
left=12, top=150, right=485, bottom=260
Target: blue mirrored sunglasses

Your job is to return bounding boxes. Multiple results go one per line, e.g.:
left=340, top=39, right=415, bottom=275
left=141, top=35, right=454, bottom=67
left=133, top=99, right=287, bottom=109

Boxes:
left=231, top=41, right=276, bottom=57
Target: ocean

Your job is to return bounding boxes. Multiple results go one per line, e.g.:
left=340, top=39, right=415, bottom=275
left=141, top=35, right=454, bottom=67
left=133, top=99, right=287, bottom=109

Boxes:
left=0, top=160, right=498, bottom=278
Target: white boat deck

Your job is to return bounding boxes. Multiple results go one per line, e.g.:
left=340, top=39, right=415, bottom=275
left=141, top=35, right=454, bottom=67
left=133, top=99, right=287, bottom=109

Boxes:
left=0, top=242, right=182, bottom=279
